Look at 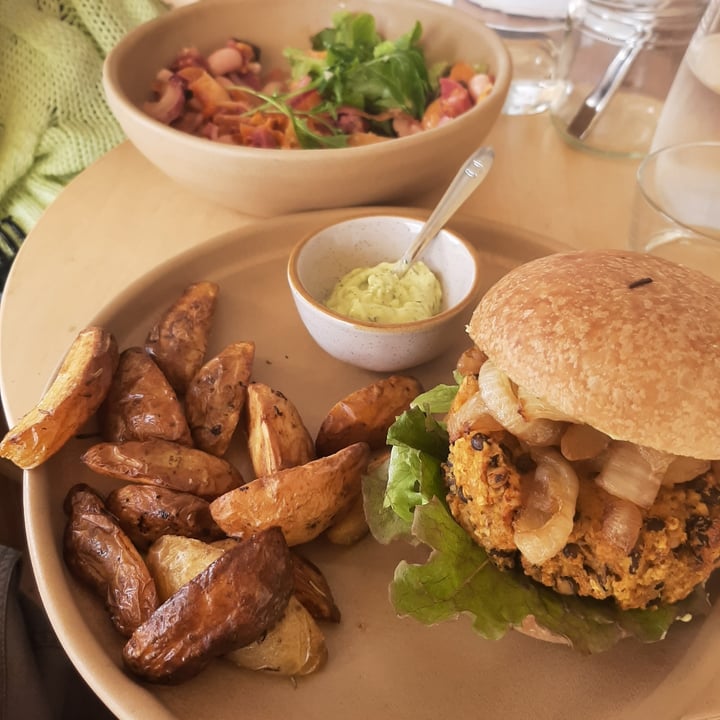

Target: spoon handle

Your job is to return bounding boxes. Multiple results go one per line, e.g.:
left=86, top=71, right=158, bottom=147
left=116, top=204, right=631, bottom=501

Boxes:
left=394, top=145, right=494, bottom=275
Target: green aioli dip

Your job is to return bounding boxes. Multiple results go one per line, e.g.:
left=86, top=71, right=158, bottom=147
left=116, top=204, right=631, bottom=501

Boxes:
left=324, top=261, right=443, bottom=323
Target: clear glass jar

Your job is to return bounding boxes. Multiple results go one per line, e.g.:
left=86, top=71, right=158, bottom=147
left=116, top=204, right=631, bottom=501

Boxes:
left=551, top=0, right=708, bottom=158
left=455, top=0, right=571, bottom=115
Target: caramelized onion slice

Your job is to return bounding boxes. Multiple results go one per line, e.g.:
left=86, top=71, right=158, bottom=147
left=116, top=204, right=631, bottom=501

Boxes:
left=478, top=360, right=563, bottom=447
left=595, top=441, right=663, bottom=509
left=638, top=446, right=674, bottom=477
left=455, top=346, right=487, bottom=377
left=560, top=423, right=611, bottom=461
left=662, top=456, right=711, bottom=485
left=514, top=448, right=579, bottom=565
left=601, top=493, right=643, bottom=554
left=517, top=386, right=577, bottom=423
left=446, top=390, right=502, bottom=443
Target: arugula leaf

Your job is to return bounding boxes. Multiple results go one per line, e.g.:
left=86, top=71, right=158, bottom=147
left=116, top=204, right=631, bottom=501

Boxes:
left=312, top=11, right=381, bottom=57
left=285, top=11, right=434, bottom=120
left=230, top=87, right=349, bottom=149
left=291, top=112, right=348, bottom=149
left=365, top=383, right=711, bottom=654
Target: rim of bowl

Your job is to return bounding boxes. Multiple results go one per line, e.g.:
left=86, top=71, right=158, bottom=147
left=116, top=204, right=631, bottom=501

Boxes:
left=102, top=0, right=512, bottom=161
left=286, top=213, right=483, bottom=332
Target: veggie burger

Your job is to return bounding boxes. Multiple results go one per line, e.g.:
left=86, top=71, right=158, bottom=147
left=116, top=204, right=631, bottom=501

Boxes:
left=367, top=250, right=720, bottom=652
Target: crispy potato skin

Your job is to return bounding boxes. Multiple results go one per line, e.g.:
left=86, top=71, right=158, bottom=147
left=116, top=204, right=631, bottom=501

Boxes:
left=0, top=326, right=119, bottom=469
left=123, top=527, right=293, bottom=684
left=144, top=281, right=219, bottom=395
left=315, top=375, right=423, bottom=456
left=245, top=382, right=316, bottom=477
left=105, top=484, right=224, bottom=551
left=291, top=551, right=341, bottom=623
left=209, top=541, right=341, bottom=621
left=210, top=442, right=370, bottom=545
left=81, top=439, right=243, bottom=499
left=63, top=483, right=159, bottom=637
left=185, top=341, right=255, bottom=456
left=101, top=347, right=192, bottom=446
left=147, top=536, right=327, bottom=677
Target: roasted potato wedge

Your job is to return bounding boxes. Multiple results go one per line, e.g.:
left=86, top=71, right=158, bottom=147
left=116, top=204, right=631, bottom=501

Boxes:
left=291, top=551, right=341, bottom=623
left=185, top=341, right=255, bottom=456
left=144, top=281, right=219, bottom=395
left=81, top=438, right=243, bottom=499
left=146, top=535, right=327, bottom=676
left=146, top=534, right=226, bottom=601
left=123, top=527, right=293, bottom=683
left=325, top=449, right=388, bottom=545
left=324, top=491, right=369, bottom=546
left=245, top=382, right=315, bottom=477
left=105, top=484, right=224, bottom=551
left=211, top=540, right=341, bottom=621
left=63, top=483, right=159, bottom=637
left=210, top=442, right=370, bottom=545
left=100, top=346, right=192, bottom=446
left=315, top=375, right=423, bottom=457
left=0, top=326, right=118, bottom=469
left=227, top=596, right=327, bottom=676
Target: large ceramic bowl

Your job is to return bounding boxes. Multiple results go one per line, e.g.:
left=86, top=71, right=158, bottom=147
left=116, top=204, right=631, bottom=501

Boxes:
left=102, top=0, right=511, bottom=216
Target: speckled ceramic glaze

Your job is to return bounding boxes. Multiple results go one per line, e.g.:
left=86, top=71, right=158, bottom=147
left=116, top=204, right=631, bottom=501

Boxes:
left=102, top=0, right=511, bottom=217
left=287, top=213, right=482, bottom=371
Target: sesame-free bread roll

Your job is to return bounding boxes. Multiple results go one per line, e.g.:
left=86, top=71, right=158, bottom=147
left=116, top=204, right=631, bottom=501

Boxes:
left=468, top=250, right=720, bottom=460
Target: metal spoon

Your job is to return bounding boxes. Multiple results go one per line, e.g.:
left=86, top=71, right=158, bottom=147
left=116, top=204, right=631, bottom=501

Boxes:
left=393, top=145, right=495, bottom=277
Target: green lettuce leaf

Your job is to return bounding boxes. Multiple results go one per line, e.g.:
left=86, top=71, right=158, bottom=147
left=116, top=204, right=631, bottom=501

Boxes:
left=362, top=457, right=413, bottom=545
left=365, top=382, right=711, bottom=654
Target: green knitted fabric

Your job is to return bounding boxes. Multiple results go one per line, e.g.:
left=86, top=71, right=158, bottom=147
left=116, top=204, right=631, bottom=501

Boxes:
left=0, top=0, right=167, bottom=285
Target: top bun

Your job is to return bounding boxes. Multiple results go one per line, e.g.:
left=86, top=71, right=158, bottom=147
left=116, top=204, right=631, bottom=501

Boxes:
left=468, top=250, right=720, bottom=459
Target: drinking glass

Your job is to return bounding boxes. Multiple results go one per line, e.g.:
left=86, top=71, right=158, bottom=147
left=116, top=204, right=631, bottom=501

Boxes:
left=629, top=141, right=720, bottom=281
left=651, top=0, right=720, bottom=149
left=454, top=0, right=570, bottom=115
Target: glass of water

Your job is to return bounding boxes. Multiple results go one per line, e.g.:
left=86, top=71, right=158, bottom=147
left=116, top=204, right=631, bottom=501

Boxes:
left=651, top=0, right=720, bottom=149
left=629, top=141, right=720, bottom=281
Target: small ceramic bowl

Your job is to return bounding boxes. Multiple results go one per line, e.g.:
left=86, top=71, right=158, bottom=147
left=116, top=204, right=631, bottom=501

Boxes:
left=287, top=214, right=482, bottom=372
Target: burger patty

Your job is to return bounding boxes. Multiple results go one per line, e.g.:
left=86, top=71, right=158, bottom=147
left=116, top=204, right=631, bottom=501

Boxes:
left=445, top=432, right=720, bottom=610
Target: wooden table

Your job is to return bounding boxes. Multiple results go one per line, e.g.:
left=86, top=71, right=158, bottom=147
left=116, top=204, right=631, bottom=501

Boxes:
left=0, top=111, right=639, bottom=423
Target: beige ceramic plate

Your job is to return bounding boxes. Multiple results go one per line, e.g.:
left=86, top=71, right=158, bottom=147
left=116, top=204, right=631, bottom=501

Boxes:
left=24, top=208, right=720, bottom=720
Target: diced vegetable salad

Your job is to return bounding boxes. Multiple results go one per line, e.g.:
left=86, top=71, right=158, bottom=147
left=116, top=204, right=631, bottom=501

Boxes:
left=143, top=11, right=494, bottom=149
